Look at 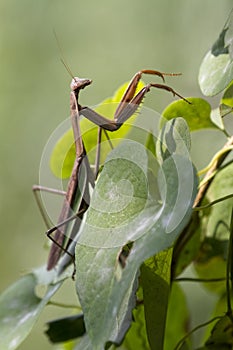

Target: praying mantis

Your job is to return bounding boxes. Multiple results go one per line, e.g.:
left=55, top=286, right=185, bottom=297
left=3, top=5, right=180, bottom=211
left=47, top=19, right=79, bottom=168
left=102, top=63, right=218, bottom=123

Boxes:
left=33, top=69, right=189, bottom=272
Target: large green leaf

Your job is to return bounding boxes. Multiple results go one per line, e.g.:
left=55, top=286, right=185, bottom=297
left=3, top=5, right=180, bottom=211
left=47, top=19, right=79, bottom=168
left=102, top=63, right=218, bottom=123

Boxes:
left=164, top=283, right=191, bottom=350
left=75, top=119, right=197, bottom=349
left=141, top=249, right=172, bottom=350
left=162, top=98, right=215, bottom=131
left=123, top=299, right=150, bottom=350
left=0, top=266, right=61, bottom=350
left=50, top=81, right=144, bottom=179
left=198, top=10, right=233, bottom=96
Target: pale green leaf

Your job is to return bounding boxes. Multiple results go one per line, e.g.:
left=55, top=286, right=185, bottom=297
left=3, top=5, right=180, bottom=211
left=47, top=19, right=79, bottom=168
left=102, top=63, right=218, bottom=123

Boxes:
left=198, top=11, right=233, bottom=96
left=0, top=267, right=61, bottom=350
left=199, top=52, right=233, bottom=96
left=75, top=125, right=197, bottom=349
left=210, top=108, right=225, bottom=131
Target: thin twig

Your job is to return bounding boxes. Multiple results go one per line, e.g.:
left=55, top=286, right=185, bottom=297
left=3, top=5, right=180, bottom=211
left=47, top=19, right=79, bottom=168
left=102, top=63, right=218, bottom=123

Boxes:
left=194, top=194, right=233, bottom=211
left=174, top=277, right=225, bottom=283
left=48, top=300, right=82, bottom=310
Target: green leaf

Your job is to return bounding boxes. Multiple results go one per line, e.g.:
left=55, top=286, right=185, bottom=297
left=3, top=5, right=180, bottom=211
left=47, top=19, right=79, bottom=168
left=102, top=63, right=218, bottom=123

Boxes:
left=221, top=81, right=233, bottom=107
left=50, top=128, right=75, bottom=179
left=210, top=108, right=225, bottom=131
left=205, top=315, right=233, bottom=347
left=0, top=274, right=40, bottom=350
left=141, top=249, right=172, bottom=350
left=194, top=237, right=227, bottom=295
left=162, top=98, right=215, bottom=131
left=199, top=50, right=233, bottom=97
left=195, top=255, right=226, bottom=296
left=206, top=162, right=233, bottom=240
left=201, top=292, right=233, bottom=347
left=75, top=124, right=197, bottom=349
left=123, top=302, right=150, bottom=350
left=198, top=11, right=233, bottom=96
left=145, top=132, right=156, bottom=157
left=164, top=283, right=191, bottom=350
left=220, top=104, right=233, bottom=120
left=50, top=81, right=144, bottom=179
left=45, top=314, right=85, bottom=343
left=0, top=267, right=61, bottom=350
left=172, top=211, right=201, bottom=277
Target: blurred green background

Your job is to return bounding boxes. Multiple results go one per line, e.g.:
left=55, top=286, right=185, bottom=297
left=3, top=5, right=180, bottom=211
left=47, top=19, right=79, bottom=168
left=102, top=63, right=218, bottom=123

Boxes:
left=0, top=0, right=232, bottom=349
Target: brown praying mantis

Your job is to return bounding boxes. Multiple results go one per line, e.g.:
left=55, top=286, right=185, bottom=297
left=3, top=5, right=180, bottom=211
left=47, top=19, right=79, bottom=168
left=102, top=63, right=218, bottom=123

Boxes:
left=33, top=69, right=190, bottom=273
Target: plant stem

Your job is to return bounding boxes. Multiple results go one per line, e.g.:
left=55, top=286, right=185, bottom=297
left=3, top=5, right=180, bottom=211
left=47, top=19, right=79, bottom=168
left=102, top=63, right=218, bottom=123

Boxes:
left=194, top=193, right=233, bottom=211
left=174, top=277, right=225, bottom=283
left=47, top=300, right=82, bottom=310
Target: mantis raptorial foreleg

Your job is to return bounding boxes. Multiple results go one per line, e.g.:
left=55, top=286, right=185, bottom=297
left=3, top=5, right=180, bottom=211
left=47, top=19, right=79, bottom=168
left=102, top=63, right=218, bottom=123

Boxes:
left=78, top=69, right=189, bottom=132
